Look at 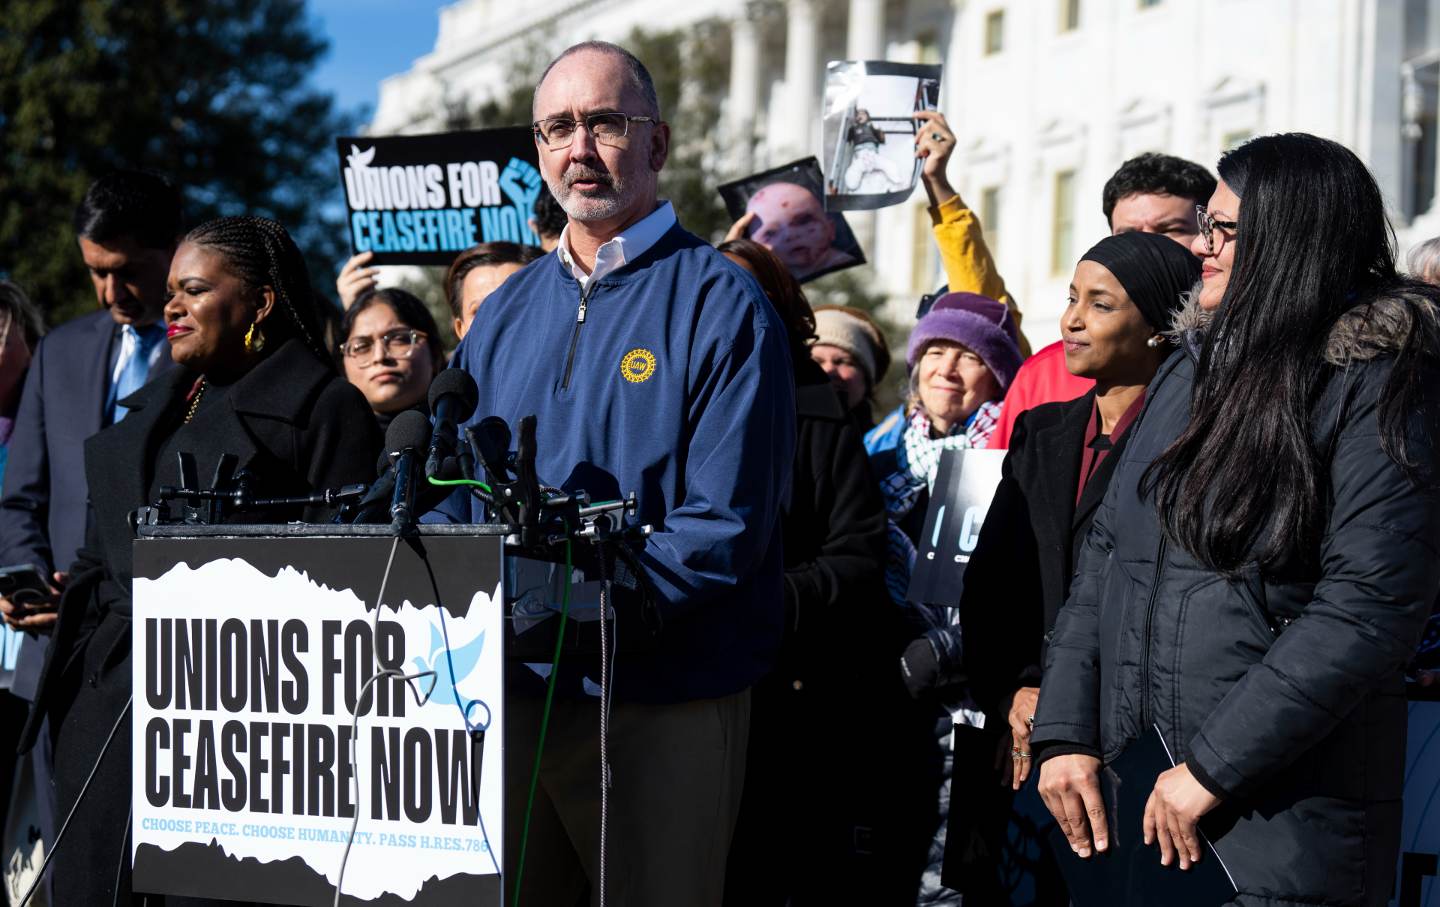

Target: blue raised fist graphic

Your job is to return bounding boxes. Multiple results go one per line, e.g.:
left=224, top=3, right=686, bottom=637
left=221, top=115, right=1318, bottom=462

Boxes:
left=500, top=158, right=544, bottom=245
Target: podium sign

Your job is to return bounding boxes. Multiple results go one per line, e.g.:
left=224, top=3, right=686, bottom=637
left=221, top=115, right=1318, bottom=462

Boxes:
left=130, top=535, right=504, bottom=906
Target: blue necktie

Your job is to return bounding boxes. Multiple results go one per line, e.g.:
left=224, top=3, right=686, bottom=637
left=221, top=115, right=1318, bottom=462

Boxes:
left=111, top=324, right=164, bottom=423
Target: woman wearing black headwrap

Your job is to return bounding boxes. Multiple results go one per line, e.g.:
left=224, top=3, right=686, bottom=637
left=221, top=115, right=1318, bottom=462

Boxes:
left=937, top=230, right=1199, bottom=903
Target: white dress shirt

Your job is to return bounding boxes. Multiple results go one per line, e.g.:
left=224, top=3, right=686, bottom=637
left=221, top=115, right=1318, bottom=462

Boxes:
left=555, top=201, right=677, bottom=288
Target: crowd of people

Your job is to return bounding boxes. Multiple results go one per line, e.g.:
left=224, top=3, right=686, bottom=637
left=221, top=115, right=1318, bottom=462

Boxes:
left=0, top=38, right=1436, bottom=907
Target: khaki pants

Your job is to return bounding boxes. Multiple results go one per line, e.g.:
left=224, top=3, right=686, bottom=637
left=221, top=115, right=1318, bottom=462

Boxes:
left=505, top=687, right=750, bottom=907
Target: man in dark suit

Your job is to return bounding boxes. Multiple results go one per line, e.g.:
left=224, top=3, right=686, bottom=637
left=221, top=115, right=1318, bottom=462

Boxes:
left=0, top=171, right=180, bottom=894
left=0, top=170, right=180, bottom=632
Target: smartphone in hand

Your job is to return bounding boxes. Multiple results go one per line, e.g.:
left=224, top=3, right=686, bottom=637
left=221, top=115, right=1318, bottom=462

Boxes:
left=0, top=564, right=53, bottom=608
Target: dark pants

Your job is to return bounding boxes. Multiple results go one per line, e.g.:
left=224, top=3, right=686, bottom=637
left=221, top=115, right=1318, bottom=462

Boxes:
left=51, top=617, right=133, bottom=907
left=504, top=683, right=750, bottom=907
left=48, top=616, right=270, bottom=907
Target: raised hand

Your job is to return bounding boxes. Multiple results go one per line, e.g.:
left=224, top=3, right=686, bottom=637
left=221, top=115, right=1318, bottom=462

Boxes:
left=336, top=251, right=378, bottom=310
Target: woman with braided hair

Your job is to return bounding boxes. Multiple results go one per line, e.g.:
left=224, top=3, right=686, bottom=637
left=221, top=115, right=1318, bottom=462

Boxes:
left=18, top=216, right=379, bottom=905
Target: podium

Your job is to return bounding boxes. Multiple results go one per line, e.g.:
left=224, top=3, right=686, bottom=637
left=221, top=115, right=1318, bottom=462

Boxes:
left=129, top=524, right=509, bottom=906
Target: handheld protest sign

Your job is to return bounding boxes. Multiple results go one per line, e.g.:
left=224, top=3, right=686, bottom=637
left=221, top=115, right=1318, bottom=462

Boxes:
left=821, top=61, right=943, bottom=211
left=337, top=128, right=542, bottom=266
left=130, top=535, right=504, bottom=906
left=906, top=448, right=1006, bottom=607
left=717, top=157, right=866, bottom=283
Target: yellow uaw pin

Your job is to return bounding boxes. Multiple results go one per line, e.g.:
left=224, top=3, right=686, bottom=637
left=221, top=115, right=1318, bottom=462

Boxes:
left=620, top=348, right=656, bottom=384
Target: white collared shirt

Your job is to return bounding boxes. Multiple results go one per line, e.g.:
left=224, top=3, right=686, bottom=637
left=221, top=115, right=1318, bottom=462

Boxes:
left=555, top=201, right=677, bottom=288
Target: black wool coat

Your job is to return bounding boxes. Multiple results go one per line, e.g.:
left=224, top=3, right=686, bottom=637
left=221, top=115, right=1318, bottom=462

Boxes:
left=775, top=358, right=890, bottom=686
left=941, top=389, right=1129, bottom=904
left=21, top=338, right=379, bottom=907
left=727, top=358, right=890, bottom=903
left=959, top=388, right=1128, bottom=718
left=1032, top=296, right=1440, bottom=906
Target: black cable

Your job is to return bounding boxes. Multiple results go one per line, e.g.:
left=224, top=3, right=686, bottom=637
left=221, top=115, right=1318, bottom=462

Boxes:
left=113, top=802, right=132, bottom=907
left=19, top=696, right=132, bottom=907
left=413, top=538, right=499, bottom=874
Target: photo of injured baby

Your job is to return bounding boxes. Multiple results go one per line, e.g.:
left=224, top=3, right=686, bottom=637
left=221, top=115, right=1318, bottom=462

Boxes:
left=718, top=158, right=865, bottom=283
left=822, top=60, right=943, bottom=211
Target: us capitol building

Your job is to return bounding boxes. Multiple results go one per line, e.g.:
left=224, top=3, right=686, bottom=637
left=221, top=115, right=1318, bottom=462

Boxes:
left=372, top=0, right=1440, bottom=347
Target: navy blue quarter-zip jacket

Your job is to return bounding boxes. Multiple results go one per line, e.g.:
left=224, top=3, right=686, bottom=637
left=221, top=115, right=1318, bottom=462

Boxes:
left=433, top=221, right=796, bottom=703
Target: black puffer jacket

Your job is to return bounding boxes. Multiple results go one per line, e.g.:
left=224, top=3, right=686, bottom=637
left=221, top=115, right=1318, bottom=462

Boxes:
left=1031, top=294, right=1440, bottom=906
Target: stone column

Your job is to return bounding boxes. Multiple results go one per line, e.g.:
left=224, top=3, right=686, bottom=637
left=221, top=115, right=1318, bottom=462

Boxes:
left=845, top=0, right=885, bottom=266
left=728, top=6, right=762, bottom=173
left=782, top=0, right=822, bottom=157
left=846, top=0, right=884, bottom=61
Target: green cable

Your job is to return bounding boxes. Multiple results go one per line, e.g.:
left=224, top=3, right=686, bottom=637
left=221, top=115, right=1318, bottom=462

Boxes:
left=510, top=539, right=570, bottom=907
left=426, top=475, right=493, bottom=494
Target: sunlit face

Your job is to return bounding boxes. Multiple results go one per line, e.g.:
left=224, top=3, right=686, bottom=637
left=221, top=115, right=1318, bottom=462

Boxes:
left=1062, top=260, right=1167, bottom=384
left=164, top=242, right=269, bottom=375
left=915, top=340, right=1000, bottom=435
left=342, top=302, right=435, bottom=415
left=532, top=49, right=668, bottom=228
left=747, top=182, right=836, bottom=273
left=1110, top=192, right=1201, bottom=248
left=79, top=234, right=172, bottom=327
left=810, top=343, right=867, bottom=410
left=453, top=262, right=524, bottom=339
left=1189, top=179, right=1241, bottom=311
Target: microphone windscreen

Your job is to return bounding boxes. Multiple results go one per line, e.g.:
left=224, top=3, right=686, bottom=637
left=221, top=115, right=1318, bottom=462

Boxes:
left=385, top=409, right=433, bottom=456
left=428, top=367, right=479, bottom=415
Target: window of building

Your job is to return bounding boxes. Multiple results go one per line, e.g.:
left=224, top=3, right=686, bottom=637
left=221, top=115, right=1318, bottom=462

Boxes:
left=916, top=29, right=942, bottom=64
left=1060, top=0, right=1081, bottom=32
left=1051, top=170, right=1076, bottom=275
left=984, top=10, right=1005, bottom=55
left=980, top=186, right=1002, bottom=259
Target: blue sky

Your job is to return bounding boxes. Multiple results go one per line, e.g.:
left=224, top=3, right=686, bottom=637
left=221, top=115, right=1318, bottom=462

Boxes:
left=308, top=0, right=451, bottom=123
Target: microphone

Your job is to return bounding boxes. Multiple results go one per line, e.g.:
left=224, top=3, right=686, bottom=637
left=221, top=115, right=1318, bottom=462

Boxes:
left=473, top=416, right=513, bottom=484
left=385, top=409, right=433, bottom=534
left=348, top=411, right=432, bottom=529
left=425, top=369, right=480, bottom=480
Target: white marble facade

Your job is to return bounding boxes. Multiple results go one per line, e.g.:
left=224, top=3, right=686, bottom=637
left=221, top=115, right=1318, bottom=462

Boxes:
left=372, top=0, right=1440, bottom=347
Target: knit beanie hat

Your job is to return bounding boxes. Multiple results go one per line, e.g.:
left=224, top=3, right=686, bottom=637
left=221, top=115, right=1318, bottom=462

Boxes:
left=906, top=292, right=1023, bottom=390
left=812, top=306, right=886, bottom=386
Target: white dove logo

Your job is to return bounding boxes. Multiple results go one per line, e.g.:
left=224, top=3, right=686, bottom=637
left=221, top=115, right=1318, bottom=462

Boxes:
left=347, top=144, right=376, bottom=170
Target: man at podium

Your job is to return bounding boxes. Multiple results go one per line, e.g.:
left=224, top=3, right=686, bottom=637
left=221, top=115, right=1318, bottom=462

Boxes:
left=432, top=41, right=795, bottom=907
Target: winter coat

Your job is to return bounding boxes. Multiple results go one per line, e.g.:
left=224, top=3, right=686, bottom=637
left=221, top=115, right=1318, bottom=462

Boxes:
left=725, top=358, right=890, bottom=904
left=941, top=391, right=1128, bottom=903
left=960, top=389, right=1129, bottom=717
left=1031, top=294, right=1440, bottom=906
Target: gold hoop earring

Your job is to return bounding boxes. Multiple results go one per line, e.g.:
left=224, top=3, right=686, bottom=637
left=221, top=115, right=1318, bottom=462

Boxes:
left=244, top=322, right=266, bottom=354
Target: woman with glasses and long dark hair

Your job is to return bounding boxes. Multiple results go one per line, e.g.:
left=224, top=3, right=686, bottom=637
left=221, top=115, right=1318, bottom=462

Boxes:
left=19, top=216, right=379, bottom=905
left=1032, top=133, right=1440, bottom=905
left=339, top=287, right=445, bottom=431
